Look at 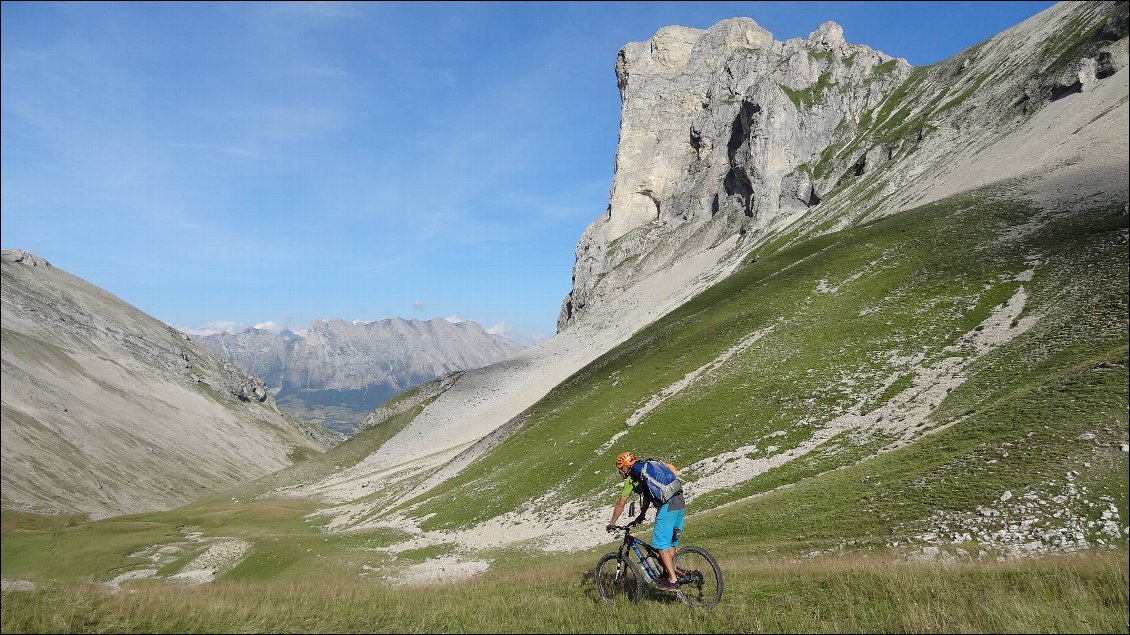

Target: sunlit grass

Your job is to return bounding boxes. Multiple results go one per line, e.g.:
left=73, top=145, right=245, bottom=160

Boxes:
left=2, top=549, right=1125, bottom=633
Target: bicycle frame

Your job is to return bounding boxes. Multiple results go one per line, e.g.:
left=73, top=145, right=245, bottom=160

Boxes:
left=620, top=530, right=664, bottom=581
left=614, top=525, right=694, bottom=585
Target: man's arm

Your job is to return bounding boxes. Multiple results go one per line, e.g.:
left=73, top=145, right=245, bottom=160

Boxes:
left=608, top=496, right=628, bottom=526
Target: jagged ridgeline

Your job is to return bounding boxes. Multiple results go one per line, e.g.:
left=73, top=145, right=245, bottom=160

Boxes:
left=294, top=1, right=1127, bottom=557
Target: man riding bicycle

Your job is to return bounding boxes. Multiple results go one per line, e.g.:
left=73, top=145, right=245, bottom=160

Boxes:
left=605, top=451, right=685, bottom=591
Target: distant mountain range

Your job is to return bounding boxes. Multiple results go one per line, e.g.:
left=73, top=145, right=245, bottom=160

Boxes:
left=192, top=318, right=523, bottom=434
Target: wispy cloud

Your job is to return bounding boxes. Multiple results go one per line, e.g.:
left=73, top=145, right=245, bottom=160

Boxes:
left=265, top=1, right=360, bottom=20
left=246, top=105, right=348, bottom=143
left=159, top=142, right=262, bottom=160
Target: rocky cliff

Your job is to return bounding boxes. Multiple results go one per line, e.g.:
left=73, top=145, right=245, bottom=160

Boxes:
left=1, top=249, right=338, bottom=518
left=559, top=2, right=1129, bottom=329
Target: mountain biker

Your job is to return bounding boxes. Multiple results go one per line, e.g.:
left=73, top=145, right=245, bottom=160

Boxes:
left=605, top=451, right=685, bottom=591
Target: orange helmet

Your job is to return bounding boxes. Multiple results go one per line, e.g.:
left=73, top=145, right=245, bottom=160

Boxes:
left=615, top=451, right=637, bottom=469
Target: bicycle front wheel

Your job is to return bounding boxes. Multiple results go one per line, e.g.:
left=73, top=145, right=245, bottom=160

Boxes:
left=594, top=552, right=644, bottom=606
left=673, top=545, right=723, bottom=608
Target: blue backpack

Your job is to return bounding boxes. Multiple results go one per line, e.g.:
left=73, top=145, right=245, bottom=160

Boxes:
left=632, top=458, right=684, bottom=503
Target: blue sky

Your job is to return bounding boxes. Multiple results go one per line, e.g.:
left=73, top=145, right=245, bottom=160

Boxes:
left=2, top=1, right=1055, bottom=344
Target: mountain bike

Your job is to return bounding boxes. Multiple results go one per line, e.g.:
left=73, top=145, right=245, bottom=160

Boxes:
left=595, top=523, right=723, bottom=608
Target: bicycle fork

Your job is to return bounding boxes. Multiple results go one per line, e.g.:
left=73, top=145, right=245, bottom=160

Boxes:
left=611, top=553, right=633, bottom=587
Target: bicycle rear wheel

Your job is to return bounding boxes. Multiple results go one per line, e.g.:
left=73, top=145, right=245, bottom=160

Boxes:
left=673, top=545, right=723, bottom=608
left=594, top=552, right=644, bottom=606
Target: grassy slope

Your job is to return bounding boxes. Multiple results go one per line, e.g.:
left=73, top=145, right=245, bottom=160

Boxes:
left=397, top=182, right=1128, bottom=543
left=2, top=182, right=1126, bottom=632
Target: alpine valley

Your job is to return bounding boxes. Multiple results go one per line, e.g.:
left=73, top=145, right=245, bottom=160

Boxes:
left=2, top=3, right=1127, bottom=632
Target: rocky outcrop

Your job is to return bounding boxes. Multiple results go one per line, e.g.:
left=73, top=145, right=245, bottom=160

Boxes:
left=559, top=2, right=1129, bottom=330
left=1, top=249, right=337, bottom=518
left=559, top=19, right=909, bottom=329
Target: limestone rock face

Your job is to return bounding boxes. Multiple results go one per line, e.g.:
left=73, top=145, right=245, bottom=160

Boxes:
left=559, top=18, right=909, bottom=329
left=559, top=2, right=1129, bottom=330
left=0, top=250, right=337, bottom=518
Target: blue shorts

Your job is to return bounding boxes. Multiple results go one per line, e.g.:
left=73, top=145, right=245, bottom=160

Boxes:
left=652, top=503, right=685, bottom=550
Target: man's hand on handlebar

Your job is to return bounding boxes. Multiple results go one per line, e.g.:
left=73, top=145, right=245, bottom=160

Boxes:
left=606, top=518, right=644, bottom=533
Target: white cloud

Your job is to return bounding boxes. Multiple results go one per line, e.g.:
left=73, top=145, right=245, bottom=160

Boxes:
left=484, top=321, right=546, bottom=347
left=444, top=315, right=466, bottom=323
left=412, top=300, right=427, bottom=311
left=176, top=318, right=307, bottom=337
left=175, top=320, right=246, bottom=337
left=487, top=321, right=511, bottom=336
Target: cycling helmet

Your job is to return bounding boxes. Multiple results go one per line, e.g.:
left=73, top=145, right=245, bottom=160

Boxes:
left=615, top=451, right=637, bottom=469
